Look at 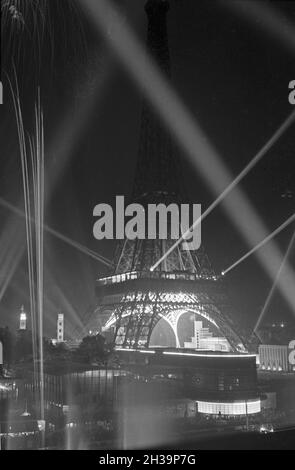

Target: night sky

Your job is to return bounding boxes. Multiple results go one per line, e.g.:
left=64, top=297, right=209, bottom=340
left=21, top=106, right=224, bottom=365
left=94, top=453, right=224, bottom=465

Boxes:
left=0, top=0, right=294, bottom=338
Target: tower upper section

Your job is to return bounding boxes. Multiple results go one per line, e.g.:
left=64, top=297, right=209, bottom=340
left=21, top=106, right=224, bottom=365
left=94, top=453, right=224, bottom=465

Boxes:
left=132, top=0, right=181, bottom=204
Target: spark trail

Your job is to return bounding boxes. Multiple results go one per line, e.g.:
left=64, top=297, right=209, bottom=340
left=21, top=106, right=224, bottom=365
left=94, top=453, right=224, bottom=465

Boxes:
left=10, top=80, right=45, bottom=427
left=1, top=0, right=86, bottom=67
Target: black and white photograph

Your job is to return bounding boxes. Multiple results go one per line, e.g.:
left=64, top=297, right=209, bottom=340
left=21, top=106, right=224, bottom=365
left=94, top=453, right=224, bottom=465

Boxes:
left=0, top=0, right=295, bottom=454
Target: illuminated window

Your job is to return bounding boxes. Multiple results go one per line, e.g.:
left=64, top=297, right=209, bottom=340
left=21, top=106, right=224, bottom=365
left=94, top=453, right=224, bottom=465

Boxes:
left=197, top=400, right=261, bottom=416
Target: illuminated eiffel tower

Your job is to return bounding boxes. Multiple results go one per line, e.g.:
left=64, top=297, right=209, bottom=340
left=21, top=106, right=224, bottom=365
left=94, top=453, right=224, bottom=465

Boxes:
left=88, top=0, right=249, bottom=352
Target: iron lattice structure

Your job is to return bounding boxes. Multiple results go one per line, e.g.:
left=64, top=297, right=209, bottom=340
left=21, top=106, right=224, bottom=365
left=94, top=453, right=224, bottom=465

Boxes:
left=94, top=272, right=248, bottom=351
left=87, top=0, right=250, bottom=352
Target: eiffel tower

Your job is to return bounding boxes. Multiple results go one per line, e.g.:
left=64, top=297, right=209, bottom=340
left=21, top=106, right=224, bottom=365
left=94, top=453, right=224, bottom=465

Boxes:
left=88, top=0, right=249, bottom=352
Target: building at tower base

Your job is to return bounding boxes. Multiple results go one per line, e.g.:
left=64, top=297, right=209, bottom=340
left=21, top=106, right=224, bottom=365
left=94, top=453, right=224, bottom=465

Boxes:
left=184, top=320, right=231, bottom=352
left=116, top=348, right=261, bottom=418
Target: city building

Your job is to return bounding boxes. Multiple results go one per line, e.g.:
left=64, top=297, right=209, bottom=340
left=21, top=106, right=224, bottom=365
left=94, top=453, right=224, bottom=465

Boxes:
left=258, top=344, right=294, bottom=372
left=116, top=348, right=261, bottom=418
left=184, top=320, right=231, bottom=352
left=51, top=314, right=65, bottom=346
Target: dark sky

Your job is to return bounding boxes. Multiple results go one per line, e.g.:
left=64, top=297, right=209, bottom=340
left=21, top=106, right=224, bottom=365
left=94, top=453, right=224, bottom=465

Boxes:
left=0, top=0, right=294, bottom=337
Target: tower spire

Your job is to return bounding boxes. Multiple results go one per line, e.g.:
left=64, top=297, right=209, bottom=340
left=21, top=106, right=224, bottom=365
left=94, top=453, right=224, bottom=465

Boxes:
left=132, top=0, right=180, bottom=203
left=145, top=0, right=171, bottom=77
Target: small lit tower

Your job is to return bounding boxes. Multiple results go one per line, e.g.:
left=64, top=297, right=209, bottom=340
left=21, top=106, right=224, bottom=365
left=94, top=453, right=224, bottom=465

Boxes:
left=57, top=313, right=64, bottom=343
left=0, top=341, right=3, bottom=375
left=19, top=305, right=27, bottom=331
